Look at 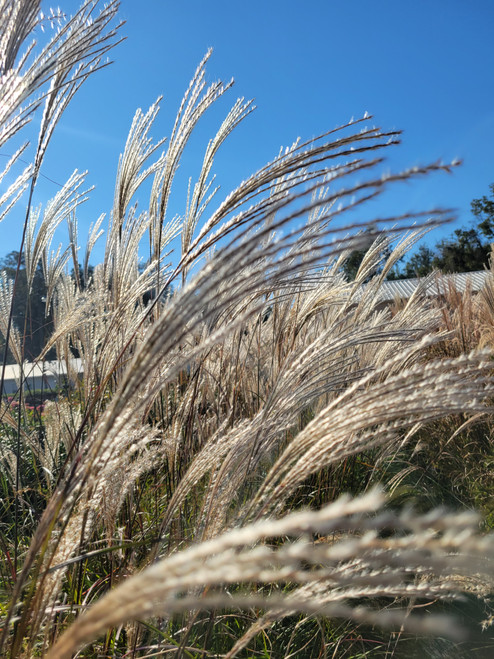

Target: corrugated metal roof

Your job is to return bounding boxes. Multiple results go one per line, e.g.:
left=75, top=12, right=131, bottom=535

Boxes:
left=375, top=270, right=489, bottom=303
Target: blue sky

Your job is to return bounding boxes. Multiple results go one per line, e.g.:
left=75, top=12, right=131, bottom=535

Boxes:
left=2, top=0, right=494, bottom=265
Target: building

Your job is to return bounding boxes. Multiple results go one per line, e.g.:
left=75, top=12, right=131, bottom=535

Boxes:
left=1, top=359, right=83, bottom=395
left=351, top=270, right=490, bottom=309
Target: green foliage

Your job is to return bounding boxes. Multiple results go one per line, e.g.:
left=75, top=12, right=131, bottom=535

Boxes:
left=341, top=229, right=393, bottom=281
left=471, top=182, right=494, bottom=240
left=346, top=183, right=494, bottom=279
left=0, top=251, right=53, bottom=362
left=342, top=247, right=367, bottom=281
left=400, top=182, right=494, bottom=277
left=433, top=226, right=490, bottom=273
left=401, top=243, right=436, bottom=278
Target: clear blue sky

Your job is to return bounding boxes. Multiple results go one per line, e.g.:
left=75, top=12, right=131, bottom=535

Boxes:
left=2, top=0, right=494, bottom=264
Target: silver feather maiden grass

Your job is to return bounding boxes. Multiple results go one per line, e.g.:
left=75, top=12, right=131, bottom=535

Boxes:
left=0, top=1, right=493, bottom=657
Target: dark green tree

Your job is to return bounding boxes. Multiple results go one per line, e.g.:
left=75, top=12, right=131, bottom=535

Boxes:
left=342, top=247, right=368, bottom=281
left=433, top=227, right=490, bottom=273
left=401, top=244, right=436, bottom=278
left=341, top=230, right=393, bottom=281
left=397, top=183, right=494, bottom=278
left=471, top=182, right=494, bottom=241
left=71, top=263, right=94, bottom=290
left=0, top=252, right=53, bottom=363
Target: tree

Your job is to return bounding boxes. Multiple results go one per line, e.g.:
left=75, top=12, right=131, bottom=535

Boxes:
left=0, top=252, right=53, bottom=362
left=341, top=246, right=368, bottom=281
left=433, top=226, right=490, bottom=273
left=401, top=244, right=436, bottom=278
left=430, top=181, right=494, bottom=274
left=341, top=230, right=393, bottom=281
left=396, top=182, right=494, bottom=278
left=471, top=182, right=494, bottom=241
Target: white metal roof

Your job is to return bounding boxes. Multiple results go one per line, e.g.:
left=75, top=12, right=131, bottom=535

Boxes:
left=365, top=270, right=489, bottom=304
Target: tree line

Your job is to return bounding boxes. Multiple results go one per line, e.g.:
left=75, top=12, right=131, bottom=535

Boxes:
left=343, top=182, right=494, bottom=280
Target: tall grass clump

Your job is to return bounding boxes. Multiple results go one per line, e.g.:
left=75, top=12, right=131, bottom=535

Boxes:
left=1, top=1, right=494, bottom=657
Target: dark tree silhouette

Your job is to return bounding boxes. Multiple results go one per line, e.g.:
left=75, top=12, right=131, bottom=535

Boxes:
left=0, top=251, right=53, bottom=363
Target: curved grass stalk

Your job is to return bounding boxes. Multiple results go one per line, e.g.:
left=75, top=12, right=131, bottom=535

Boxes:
left=1, top=3, right=493, bottom=657
left=46, top=488, right=494, bottom=659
